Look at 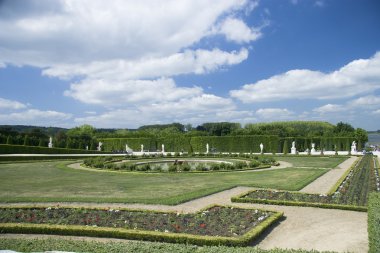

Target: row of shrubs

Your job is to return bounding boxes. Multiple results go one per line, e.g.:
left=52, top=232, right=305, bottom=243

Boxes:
left=0, top=144, right=108, bottom=154
left=368, top=193, right=380, bottom=252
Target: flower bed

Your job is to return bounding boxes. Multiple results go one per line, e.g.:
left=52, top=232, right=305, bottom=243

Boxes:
left=232, top=155, right=378, bottom=210
left=0, top=205, right=282, bottom=246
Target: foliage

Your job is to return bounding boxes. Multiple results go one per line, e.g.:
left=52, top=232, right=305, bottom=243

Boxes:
left=368, top=193, right=380, bottom=253
left=0, top=144, right=107, bottom=154
left=0, top=237, right=330, bottom=253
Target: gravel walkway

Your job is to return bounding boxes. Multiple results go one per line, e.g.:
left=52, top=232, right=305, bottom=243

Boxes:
left=300, top=156, right=358, bottom=194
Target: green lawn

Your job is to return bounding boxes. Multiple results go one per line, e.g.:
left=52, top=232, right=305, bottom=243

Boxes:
left=274, top=156, right=347, bottom=168
left=0, top=160, right=327, bottom=205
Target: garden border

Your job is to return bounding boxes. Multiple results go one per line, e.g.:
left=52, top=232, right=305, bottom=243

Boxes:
left=327, top=156, right=360, bottom=195
left=231, top=190, right=368, bottom=212
left=0, top=205, right=283, bottom=247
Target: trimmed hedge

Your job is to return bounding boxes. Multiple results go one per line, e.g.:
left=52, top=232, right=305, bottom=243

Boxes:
left=157, top=135, right=192, bottom=153
left=0, top=205, right=283, bottom=247
left=0, top=144, right=108, bottom=154
left=231, top=194, right=367, bottom=212
left=190, top=135, right=279, bottom=153
left=99, top=138, right=157, bottom=152
left=368, top=193, right=380, bottom=253
left=0, top=237, right=329, bottom=253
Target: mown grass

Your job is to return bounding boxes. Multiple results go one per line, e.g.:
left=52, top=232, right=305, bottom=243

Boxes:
left=0, top=237, right=331, bottom=253
left=272, top=156, right=347, bottom=168
left=0, top=160, right=327, bottom=205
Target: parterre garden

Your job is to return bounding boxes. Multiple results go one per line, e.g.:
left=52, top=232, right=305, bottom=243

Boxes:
left=0, top=153, right=378, bottom=252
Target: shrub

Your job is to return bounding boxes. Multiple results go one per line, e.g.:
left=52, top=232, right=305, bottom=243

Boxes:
left=249, top=160, right=260, bottom=168
left=368, top=193, right=380, bottom=253
left=182, top=164, right=191, bottom=171
left=235, top=162, right=245, bottom=170
left=210, top=164, right=220, bottom=171
left=168, top=165, right=177, bottom=172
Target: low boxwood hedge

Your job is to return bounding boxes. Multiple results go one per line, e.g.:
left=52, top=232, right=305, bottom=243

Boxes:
left=368, top=193, right=380, bottom=253
left=231, top=194, right=367, bottom=212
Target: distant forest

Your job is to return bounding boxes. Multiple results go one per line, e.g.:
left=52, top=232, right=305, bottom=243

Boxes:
left=0, top=121, right=368, bottom=150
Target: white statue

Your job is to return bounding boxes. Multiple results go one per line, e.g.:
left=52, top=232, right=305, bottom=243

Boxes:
left=291, top=141, right=296, bottom=154
left=206, top=143, right=209, bottom=154
left=97, top=142, right=103, bottom=151
left=86, top=145, right=88, bottom=150
left=260, top=143, right=264, bottom=153
left=48, top=137, right=53, bottom=148
left=162, top=144, right=165, bottom=153
left=141, top=144, right=144, bottom=153
left=311, top=143, right=316, bottom=153
left=351, top=141, right=357, bottom=153
left=125, top=144, right=132, bottom=152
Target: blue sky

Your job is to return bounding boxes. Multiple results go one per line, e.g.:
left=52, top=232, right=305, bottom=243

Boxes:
left=0, top=0, right=380, bottom=130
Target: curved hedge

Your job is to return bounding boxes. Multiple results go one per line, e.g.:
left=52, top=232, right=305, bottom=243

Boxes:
left=99, top=138, right=157, bottom=152
left=0, top=144, right=108, bottom=154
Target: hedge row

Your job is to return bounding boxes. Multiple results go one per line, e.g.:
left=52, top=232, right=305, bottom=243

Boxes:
left=0, top=237, right=330, bottom=253
left=0, top=205, right=283, bottom=247
left=0, top=144, right=108, bottom=154
left=98, top=136, right=356, bottom=153
left=368, top=193, right=380, bottom=253
left=231, top=193, right=368, bottom=212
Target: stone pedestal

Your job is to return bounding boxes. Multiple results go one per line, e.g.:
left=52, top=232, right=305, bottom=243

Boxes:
left=291, top=147, right=297, bottom=154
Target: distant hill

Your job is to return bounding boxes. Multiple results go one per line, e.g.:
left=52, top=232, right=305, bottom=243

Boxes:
left=0, top=125, right=67, bottom=135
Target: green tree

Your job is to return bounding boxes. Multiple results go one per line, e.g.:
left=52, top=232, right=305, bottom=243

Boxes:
left=6, top=135, right=12, bottom=145
left=283, top=140, right=289, bottom=155
left=23, top=135, right=28, bottom=146
left=354, top=128, right=368, bottom=149
left=38, top=138, right=44, bottom=147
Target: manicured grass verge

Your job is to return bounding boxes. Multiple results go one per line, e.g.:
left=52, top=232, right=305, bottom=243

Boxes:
left=368, top=193, right=380, bottom=253
left=0, top=237, right=328, bottom=253
left=0, top=156, right=108, bottom=163
left=0, top=205, right=283, bottom=247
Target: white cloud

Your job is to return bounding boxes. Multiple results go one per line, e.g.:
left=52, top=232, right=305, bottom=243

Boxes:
left=0, top=62, right=5, bottom=68
left=230, top=52, right=380, bottom=103
left=372, top=109, right=380, bottom=115
left=314, top=1, right=325, bottom=7
left=349, top=95, right=380, bottom=108
left=0, top=98, right=27, bottom=110
left=64, top=78, right=203, bottom=106
left=0, top=0, right=249, bottom=67
left=0, top=109, right=72, bottom=125
left=74, top=94, right=244, bottom=128
left=255, top=108, right=295, bottom=120
left=215, top=17, right=261, bottom=44
left=313, top=104, right=345, bottom=114
left=43, top=48, right=249, bottom=80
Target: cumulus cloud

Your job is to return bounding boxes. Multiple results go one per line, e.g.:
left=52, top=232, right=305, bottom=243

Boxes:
left=313, top=104, right=345, bottom=114
left=74, top=94, right=244, bottom=128
left=0, top=98, right=27, bottom=110
left=0, top=0, right=249, bottom=67
left=43, top=48, right=249, bottom=80
left=349, top=95, right=380, bottom=108
left=214, top=17, right=261, bottom=44
left=0, top=109, right=72, bottom=125
left=255, top=108, right=295, bottom=120
left=64, top=78, right=203, bottom=106
left=230, top=52, right=380, bottom=103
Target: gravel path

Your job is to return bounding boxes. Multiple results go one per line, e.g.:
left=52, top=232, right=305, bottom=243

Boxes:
left=300, top=156, right=358, bottom=194
left=0, top=158, right=368, bottom=252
